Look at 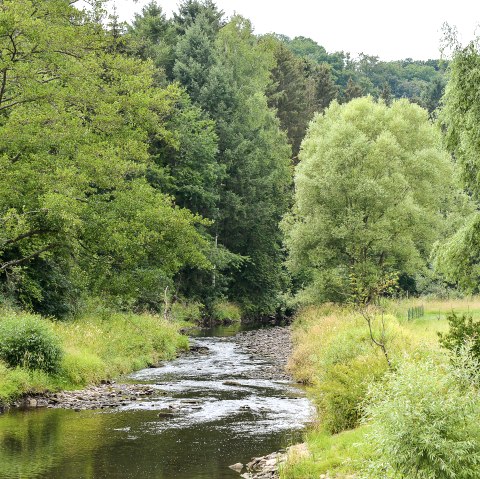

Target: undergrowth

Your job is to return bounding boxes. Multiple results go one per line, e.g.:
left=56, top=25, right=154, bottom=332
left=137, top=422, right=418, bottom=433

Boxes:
left=0, top=308, right=188, bottom=403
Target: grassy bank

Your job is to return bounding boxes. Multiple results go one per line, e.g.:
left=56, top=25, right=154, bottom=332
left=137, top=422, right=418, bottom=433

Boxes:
left=0, top=308, right=188, bottom=405
left=281, top=297, right=480, bottom=479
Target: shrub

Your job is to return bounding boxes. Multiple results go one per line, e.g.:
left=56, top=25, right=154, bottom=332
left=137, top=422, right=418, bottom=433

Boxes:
left=170, top=301, right=202, bottom=323
left=438, top=312, right=480, bottom=360
left=0, top=315, right=63, bottom=373
left=212, top=301, right=242, bottom=323
left=363, top=359, right=480, bottom=479
left=314, top=354, right=388, bottom=434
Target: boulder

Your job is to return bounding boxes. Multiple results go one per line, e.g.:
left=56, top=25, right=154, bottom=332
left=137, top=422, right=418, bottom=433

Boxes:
left=229, top=463, right=244, bottom=473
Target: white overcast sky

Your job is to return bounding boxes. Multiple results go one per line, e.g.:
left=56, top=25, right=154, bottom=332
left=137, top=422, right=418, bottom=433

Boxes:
left=104, top=0, right=480, bottom=60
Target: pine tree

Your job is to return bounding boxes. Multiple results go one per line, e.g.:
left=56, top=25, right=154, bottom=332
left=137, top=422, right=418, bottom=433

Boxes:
left=343, top=77, right=364, bottom=102
left=128, top=1, right=177, bottom=82
left=379, top=81, right=393, bottom=105
left=266, top=40, right=311, bottom=158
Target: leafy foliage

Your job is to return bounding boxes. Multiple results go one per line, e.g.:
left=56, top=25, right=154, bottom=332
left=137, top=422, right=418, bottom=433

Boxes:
left=0, top=0, right=209, bottom=314
left=315, top=354, right=387, bottom=434
left=435, top=43, right=480, bottom=290
left=438, top=312, right=480, bottom=360
left=364, top=359, right=480, bottom=479
left=284, top=97, right=453, bottom=303
left=0, top=315, right=62, bottom=373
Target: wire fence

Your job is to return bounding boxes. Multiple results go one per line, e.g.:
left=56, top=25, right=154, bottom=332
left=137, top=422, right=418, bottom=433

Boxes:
left=407, top=305, right=424, bottom=321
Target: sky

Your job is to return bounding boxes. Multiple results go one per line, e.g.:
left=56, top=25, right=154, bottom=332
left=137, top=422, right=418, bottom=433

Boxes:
left=106, top=0, right=480, bottom=61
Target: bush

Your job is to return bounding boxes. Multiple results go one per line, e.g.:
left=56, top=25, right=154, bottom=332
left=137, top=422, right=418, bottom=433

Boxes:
left=363, top=359, right=480, bottom=479
left=170, top=301, right=202, bottom=323
left=438, top=312, right=480, bottom=360
left=212, top=301, right=242, bottom=323
left=314, top=354, right=388, bottom=434
left=0, top=315, right=63, bottom=373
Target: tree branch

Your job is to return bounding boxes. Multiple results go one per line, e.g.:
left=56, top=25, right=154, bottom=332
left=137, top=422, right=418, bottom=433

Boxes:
left=0, top=69, right=7, bottom=107
left=0, top=243, right=58, bottom=271
left=2, top=229, right=53, bottom=247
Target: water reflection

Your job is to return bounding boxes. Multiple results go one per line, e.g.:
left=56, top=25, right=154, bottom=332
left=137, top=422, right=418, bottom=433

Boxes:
left=0, top=334, right=313, bottom=479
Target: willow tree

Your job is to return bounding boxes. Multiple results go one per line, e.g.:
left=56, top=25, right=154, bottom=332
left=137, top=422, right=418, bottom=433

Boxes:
left=435, top=42, right=480, bottom=291
left=284, top=97, right=453, bottom=303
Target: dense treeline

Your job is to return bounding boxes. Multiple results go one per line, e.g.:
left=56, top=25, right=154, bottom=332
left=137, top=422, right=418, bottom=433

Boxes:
left=281, top=35, right=447, bottom=112
left=0, top=0, right=293, bottom=319
left=0, top=0, right=458, bottom=322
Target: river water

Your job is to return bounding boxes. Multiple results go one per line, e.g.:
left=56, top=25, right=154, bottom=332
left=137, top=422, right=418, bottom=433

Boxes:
left=0, top=326, right=313, bottom=479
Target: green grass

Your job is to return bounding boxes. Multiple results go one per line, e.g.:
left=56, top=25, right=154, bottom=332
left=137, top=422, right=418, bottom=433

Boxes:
left=282, top=297, right=480, bottom=479
left=392, top=297, right=480, bottom=343
left=0, top=308, right=188, bottom=404
left=280, top=426, right=373, bottom=478
left=212, top=301, right=242, bottom=323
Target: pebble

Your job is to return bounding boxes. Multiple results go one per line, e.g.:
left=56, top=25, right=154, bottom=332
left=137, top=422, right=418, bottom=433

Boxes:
left=234, top=444, right=312, bottom=479
left=13, top=383, right=159, bottom=411
left=234, top=326, right=292, bottom=381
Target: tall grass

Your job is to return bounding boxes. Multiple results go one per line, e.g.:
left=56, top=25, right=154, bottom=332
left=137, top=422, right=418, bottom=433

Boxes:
left=282, top=298, right=465, bottom=478
left=0, top=308, right=188, bottom=403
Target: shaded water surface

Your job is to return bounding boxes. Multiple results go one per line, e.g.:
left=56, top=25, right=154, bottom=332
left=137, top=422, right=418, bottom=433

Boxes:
left=0, top=326, right=313, bottom=479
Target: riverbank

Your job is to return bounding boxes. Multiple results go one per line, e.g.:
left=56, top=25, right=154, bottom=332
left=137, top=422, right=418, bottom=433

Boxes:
left=0, top=315, right=296, bottom=411
left=279, top=298, right=480, bottom=479
left=0, top=308, right=188, bottom=408
left=0, top=325, right=313, bottom=479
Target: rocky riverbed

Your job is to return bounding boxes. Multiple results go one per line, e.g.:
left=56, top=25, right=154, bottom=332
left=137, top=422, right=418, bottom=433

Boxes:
left=228, top=326, right=308, bottom=479
left=235, top=326, right=293, bottom=381
left=1, top=325, right=314, bottom=479
left=12, top=382, right=158, bottom=411
left=7, top=325, right=294, bottom=412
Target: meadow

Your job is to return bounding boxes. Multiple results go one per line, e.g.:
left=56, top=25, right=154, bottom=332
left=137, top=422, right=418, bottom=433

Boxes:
left=280, top=297, right=480, bottom=479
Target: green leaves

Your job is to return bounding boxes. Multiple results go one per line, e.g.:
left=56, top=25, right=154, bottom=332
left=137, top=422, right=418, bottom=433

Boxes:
left=364, top=359, right=480, bottom=479
left=284, top=97, right=453, bottom=303
left=0, top=0, right=210, bottom=314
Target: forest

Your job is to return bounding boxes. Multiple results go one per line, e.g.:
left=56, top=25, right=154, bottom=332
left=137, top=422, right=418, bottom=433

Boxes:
left=2, top=1, right=480, bottom=478
left=0, top=0, right=450, bottom=321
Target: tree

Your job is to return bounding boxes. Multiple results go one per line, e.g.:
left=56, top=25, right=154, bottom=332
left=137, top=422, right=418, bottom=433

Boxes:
left=0, top=0, right=209, bottom=314
left=420, top=76, right=445, bottom=117
left=147, top=90, right=221, bottom=219
left=199, top=17, right=293, bottom=316
left=173, top=0, right=223, bottom=36
left=379, top=82, right=392, bottom=105
left=283, top=97, right=453, bottom=303
left=173, top=12, right=217, bottom=103
left=266, top=39, right=312, bottom=158
left=127, top=1, right=177, bottom=82
left=343, top=77, right=364, bottom=102
left=307, top=62, right=338, bottom=113
left=435, top=42, right=480, bottom=291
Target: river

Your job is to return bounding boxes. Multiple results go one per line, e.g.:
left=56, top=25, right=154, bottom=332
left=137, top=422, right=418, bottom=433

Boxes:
left=0, top=325, right=313, bottom=479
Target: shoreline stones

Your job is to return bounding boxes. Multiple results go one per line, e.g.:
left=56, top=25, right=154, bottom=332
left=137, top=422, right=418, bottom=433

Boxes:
left=234, top=326, right=292, bottom=381
left=12, top=383, right=159, bottom=411
left=230, top=444, right=310, bottom=479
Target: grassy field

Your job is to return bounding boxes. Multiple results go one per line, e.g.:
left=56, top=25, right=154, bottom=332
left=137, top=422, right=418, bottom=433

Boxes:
left=0, top=308, right=188, bottom=404
left=280, top=297, right=480, bottom=479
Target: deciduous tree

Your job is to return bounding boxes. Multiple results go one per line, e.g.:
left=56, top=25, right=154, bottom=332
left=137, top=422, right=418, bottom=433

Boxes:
left=284, top=97, right=452, bottom=303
